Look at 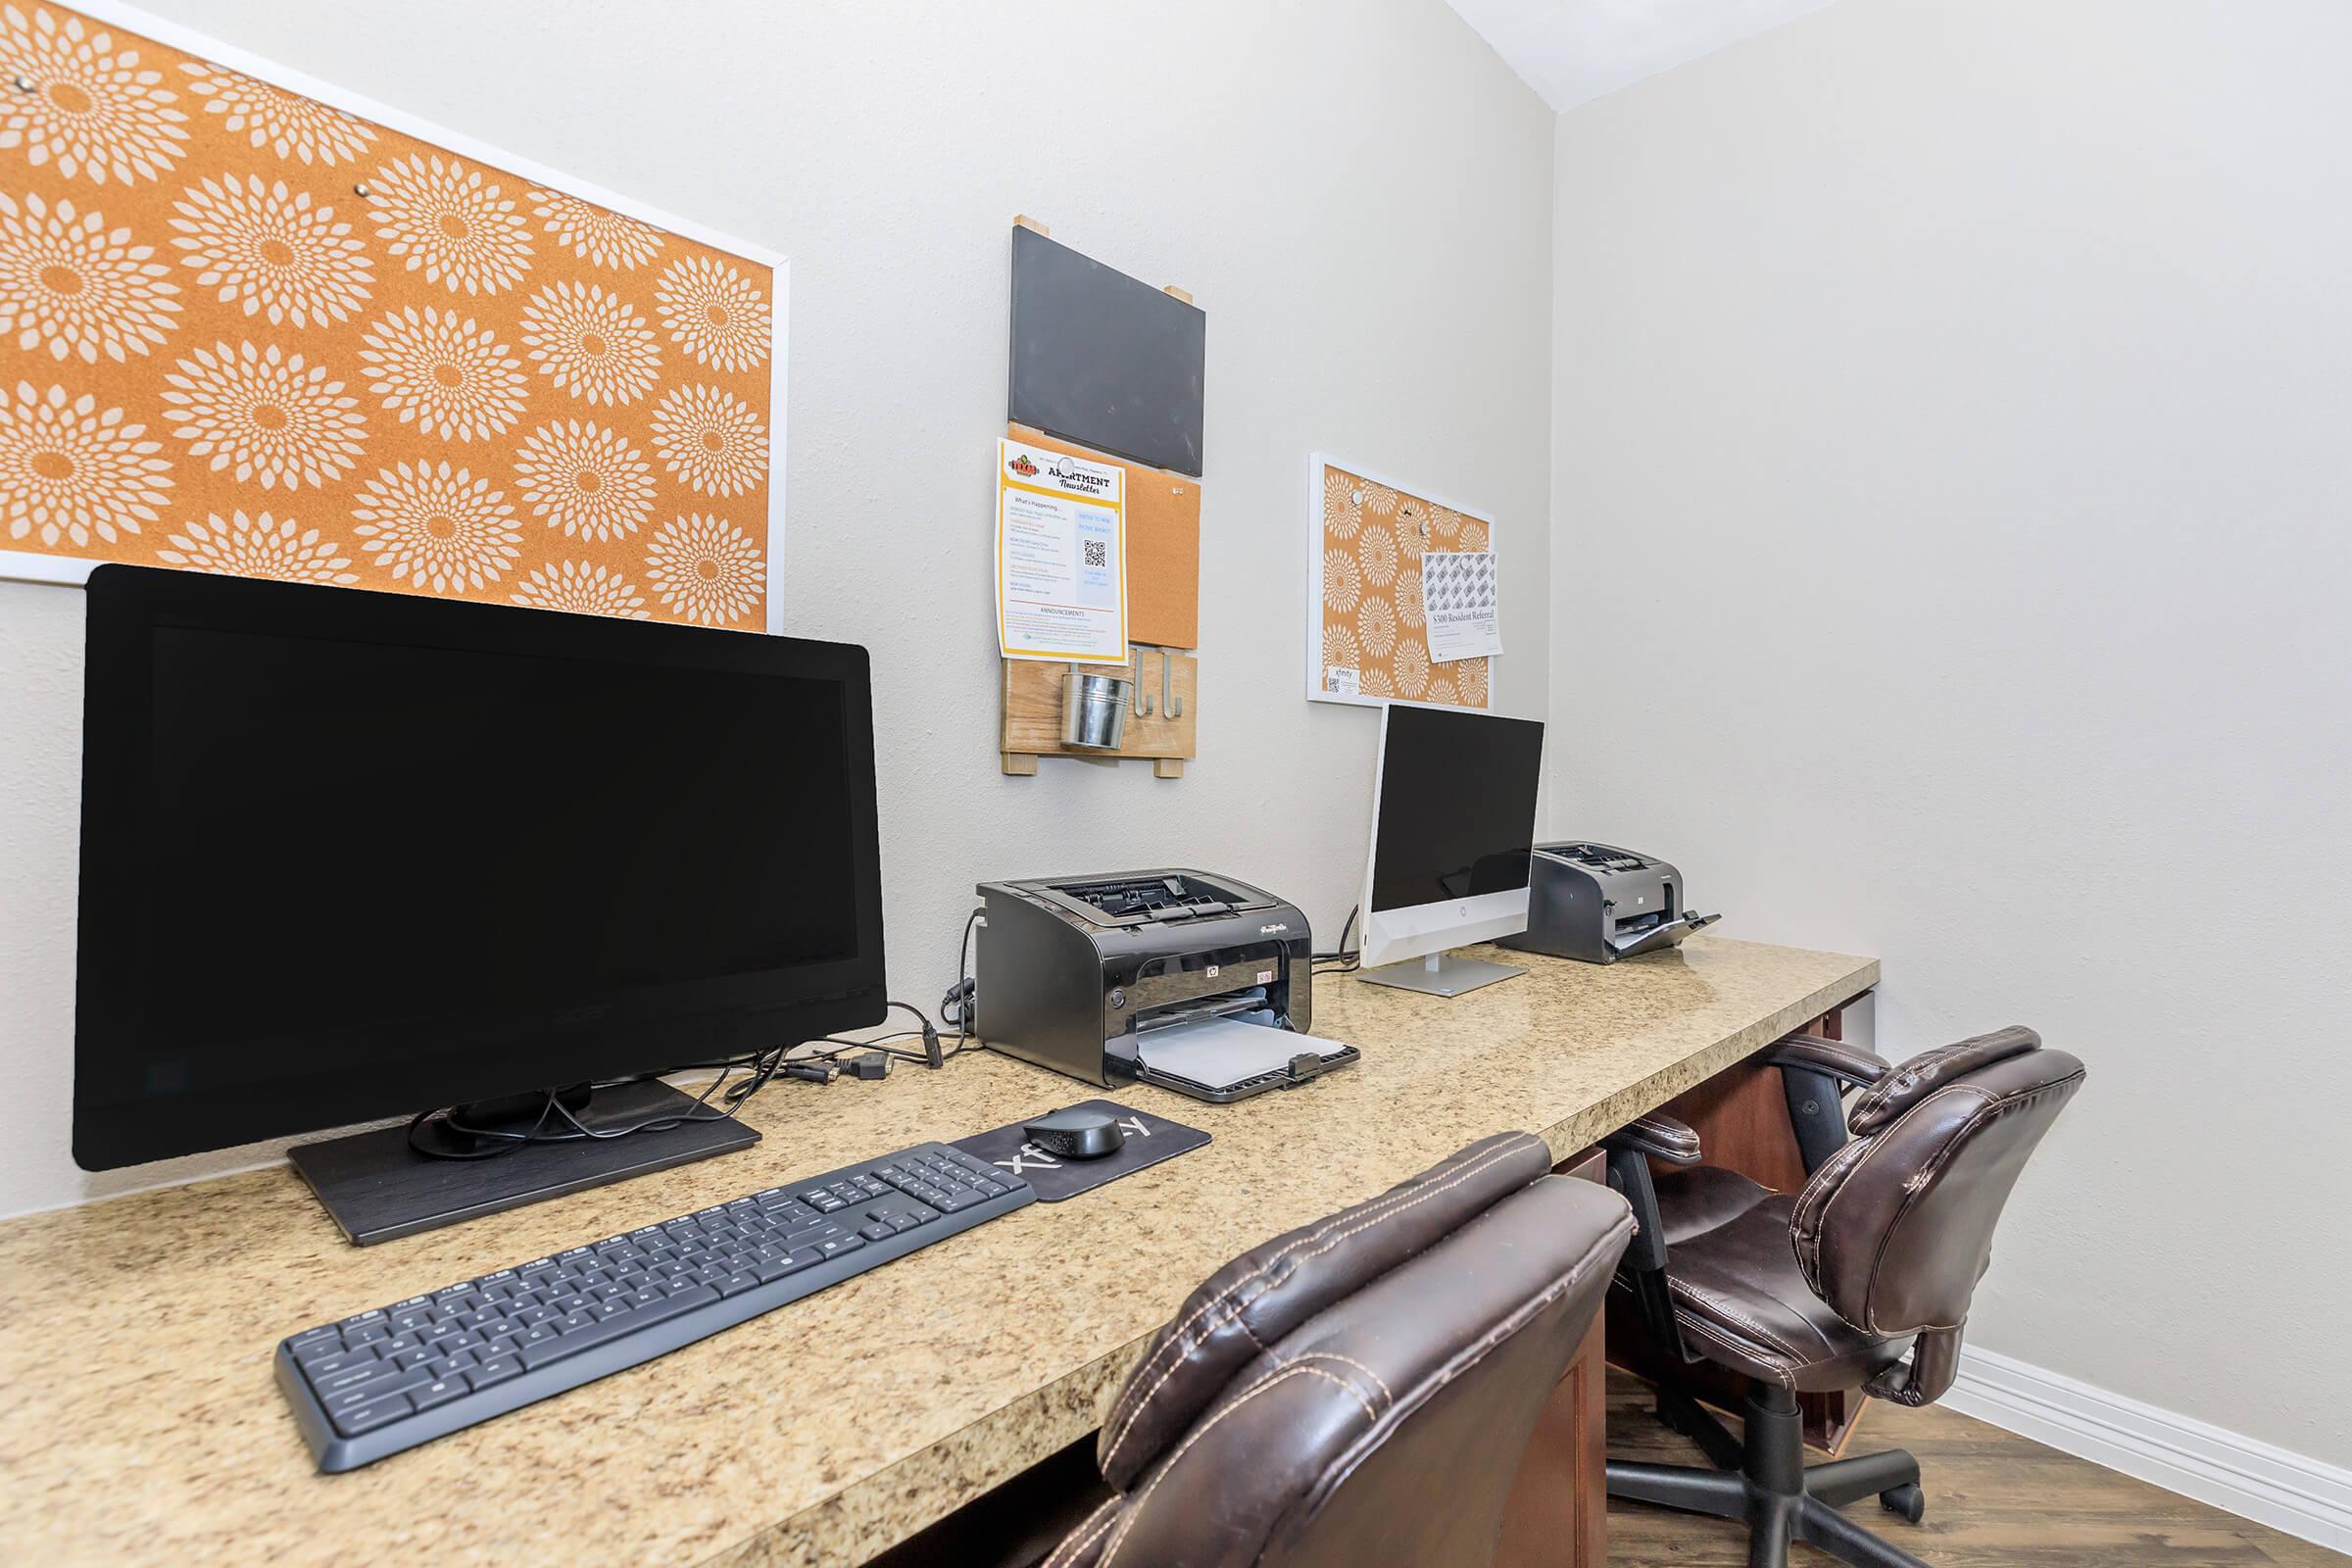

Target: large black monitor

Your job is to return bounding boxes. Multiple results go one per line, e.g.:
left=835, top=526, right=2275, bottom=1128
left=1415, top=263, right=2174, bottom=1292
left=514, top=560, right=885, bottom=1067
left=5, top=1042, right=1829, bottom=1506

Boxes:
left=74, top=566, right=883, bottom=1231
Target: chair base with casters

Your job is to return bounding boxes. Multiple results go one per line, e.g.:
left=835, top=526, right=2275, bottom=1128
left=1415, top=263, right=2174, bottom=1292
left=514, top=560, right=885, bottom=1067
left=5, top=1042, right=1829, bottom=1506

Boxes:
left=1609, top=1382, right=1928, bottom=1568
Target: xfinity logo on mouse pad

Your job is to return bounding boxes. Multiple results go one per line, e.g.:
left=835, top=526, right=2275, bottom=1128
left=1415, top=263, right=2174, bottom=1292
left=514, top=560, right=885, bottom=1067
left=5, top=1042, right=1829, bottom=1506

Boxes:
left=953, top=1099, right=1209, bottom=1202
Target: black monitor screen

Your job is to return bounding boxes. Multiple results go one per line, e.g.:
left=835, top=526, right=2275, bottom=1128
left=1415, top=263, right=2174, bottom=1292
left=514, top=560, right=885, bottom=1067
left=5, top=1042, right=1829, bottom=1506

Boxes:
left=74, top=567, right=884, bottom=1169
left=1369, top=704, right=1545, bottom=913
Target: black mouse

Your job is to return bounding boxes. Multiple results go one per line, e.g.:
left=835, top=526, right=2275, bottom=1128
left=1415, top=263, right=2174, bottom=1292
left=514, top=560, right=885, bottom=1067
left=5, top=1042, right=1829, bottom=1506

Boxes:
left=1024, top=1107, right=1125, bottom=1160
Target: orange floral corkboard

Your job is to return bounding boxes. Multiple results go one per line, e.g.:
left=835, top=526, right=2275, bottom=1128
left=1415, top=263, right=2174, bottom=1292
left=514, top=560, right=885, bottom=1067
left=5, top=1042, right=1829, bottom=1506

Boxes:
left=1310, top=459, right=1492, bottom=708
left=0, top=2, right=779, bottom=627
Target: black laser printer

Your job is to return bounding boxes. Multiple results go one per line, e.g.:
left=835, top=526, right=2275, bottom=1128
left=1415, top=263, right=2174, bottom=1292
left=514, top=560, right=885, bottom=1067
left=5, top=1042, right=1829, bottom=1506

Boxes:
left=972, top=870, right=1354, bottom=1102
left=1497, top=841, right=1721, bottom=964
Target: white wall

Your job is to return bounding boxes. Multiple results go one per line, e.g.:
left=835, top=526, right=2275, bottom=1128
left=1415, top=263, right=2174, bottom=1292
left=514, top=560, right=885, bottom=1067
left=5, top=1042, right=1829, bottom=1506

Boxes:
left=1549, top=0, right=2352, bottom=1467
left=0, top=0, right=1555, bottom=1212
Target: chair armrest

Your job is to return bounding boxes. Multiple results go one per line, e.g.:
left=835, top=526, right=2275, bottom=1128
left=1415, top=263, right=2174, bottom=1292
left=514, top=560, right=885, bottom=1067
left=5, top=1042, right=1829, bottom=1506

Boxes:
left=1770, top=1036, right=1888, bottom=1177
left=1600, top=1110, right=1702, bottom=1167
left=1764, top=1034, right=1890, bottom=1091
left=1597, top=1129, right=1697, bottom=1365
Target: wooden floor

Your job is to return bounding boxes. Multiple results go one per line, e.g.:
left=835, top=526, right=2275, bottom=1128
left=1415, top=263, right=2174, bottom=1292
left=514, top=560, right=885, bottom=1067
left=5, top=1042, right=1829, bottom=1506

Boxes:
left=1605, top=1370, right=2346, bottom=1566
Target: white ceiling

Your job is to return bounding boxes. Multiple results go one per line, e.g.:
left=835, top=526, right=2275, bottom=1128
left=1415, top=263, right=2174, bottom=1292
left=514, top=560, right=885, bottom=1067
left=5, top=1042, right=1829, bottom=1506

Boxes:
left=1444, top=0, right=1841, bottom=112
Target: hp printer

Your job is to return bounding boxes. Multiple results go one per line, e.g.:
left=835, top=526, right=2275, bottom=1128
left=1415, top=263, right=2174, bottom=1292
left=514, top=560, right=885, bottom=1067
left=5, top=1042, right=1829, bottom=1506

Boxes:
left=972, top=870, right=1354, bottom=1102
left=1498, top=842, right=1720, bottom=964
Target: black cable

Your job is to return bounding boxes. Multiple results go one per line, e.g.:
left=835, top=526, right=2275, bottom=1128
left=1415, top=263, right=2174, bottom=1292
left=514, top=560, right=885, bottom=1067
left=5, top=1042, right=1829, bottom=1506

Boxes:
left=940, top=906, right=981, bottom=1053
left=1312, top=904, right=1361, bottom=974
left=413, top=1049, right=767, bottom=1159
left=410, top=936, right=984, bottom=1161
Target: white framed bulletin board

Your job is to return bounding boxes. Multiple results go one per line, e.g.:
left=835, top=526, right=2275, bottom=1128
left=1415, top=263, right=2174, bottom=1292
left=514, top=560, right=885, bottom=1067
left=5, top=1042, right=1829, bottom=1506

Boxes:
left=0, top=1, right=789, bottom=631
left=1304, top=453, right=1496, bottom=709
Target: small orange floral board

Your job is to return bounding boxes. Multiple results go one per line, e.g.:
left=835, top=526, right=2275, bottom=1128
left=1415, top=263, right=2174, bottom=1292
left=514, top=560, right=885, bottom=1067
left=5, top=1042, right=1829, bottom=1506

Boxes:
left=1307, top=456, right=1493, bottom=709
left=0, top=1, right=784, bottom=629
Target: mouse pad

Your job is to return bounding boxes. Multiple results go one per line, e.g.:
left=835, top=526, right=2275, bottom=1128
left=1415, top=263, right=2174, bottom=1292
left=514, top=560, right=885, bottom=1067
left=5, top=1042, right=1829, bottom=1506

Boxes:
left=952, top=1099, right=1209, bottom=1202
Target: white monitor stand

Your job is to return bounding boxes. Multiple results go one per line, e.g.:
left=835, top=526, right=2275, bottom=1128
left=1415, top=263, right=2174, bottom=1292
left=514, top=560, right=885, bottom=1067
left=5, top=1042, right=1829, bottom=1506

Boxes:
left=1357, top=949, right=1527, bottom=998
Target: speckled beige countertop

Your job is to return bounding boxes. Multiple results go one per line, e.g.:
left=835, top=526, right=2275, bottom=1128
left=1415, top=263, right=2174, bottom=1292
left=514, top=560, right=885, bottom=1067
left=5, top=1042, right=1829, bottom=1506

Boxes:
left=0, top=935, right=1873, bottom=1567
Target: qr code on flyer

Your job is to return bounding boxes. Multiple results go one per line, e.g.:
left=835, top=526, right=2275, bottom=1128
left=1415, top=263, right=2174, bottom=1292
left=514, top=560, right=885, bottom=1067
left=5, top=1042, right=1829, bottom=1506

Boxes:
left=1084, top=540, right=1106, bottom=567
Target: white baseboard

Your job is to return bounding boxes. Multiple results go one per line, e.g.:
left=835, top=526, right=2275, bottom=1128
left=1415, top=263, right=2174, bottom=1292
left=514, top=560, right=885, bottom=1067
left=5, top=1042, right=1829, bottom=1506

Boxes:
left=1944, top=1347, right=2352, bottom=1554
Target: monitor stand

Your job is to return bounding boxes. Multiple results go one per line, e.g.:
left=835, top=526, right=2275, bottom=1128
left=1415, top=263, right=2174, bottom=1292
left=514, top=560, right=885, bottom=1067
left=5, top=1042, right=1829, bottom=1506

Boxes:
left=1356, top=951, right=1528, bottom=998
left=287, top=1079, right=758, bottom=1247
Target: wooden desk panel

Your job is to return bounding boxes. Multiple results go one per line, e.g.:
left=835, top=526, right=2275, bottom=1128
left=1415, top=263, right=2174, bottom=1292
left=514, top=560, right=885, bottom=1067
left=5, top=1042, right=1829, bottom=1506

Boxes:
left=0, top=936, right=1876, bottom=1566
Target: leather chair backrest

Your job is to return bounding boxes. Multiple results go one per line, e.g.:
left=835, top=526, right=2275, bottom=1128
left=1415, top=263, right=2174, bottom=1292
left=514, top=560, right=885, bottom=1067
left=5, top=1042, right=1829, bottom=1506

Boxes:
left=1054, top=1131, right=1634, bottom=1568
left=1791, top=1028, right=2084, bottom=1372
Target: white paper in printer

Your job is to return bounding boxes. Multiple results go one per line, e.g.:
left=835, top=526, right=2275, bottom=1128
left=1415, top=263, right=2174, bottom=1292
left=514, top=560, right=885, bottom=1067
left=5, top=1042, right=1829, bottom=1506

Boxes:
left=1134, top=1009, right=1353, bottom=1093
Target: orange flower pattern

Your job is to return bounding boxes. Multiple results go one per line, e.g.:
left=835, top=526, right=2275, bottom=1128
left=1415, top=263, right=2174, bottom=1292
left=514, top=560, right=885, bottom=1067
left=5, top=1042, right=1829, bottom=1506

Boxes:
left=0, top=4, right=773, bottom=627
left=1318, top=462, right=1488, bottom=707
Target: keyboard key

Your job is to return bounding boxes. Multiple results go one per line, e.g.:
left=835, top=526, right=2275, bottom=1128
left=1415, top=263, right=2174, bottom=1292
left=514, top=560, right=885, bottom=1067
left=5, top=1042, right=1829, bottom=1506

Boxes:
left=412, top=1377, right=468, bottom=1411
left=323, top=1368, right=429, bottom=1411
left=297, top=1347, right=378, bottom=1377
left=470, top=1354, right=521, bottom=1387
left=343, top=1322, right=390, bottom=1347
left=814, top=1235, right=864, bottom=1260
left=858, top=1222, right=893, bottom=1242
left=717, top=1270, right=760, bottom=1297
left=315, top=1360, right=406, bottom=1397
left=330, top=1393, right=414, bottom=1436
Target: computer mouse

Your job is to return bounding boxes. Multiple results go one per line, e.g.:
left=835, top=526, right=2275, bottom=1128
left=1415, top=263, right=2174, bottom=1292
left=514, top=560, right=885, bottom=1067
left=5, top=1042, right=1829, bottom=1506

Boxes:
left=1024, top=1107, right=1125, bottom=1160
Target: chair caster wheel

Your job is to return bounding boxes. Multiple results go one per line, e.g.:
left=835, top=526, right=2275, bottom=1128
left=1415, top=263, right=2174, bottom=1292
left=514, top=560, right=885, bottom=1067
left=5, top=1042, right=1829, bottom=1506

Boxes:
left=1880, top=1483, right=1926, bottom=1524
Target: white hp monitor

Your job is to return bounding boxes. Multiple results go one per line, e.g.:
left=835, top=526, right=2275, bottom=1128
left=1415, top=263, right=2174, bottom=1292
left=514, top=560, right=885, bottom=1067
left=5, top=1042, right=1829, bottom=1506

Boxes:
left=1356, top=703, right=1546, bottom=997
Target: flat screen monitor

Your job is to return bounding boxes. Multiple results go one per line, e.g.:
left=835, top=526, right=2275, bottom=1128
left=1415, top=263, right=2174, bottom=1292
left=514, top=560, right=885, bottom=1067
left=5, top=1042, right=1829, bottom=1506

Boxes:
left=1357, top=702, right=1545, bottom=996
left=73, top=566, right=885, bottom=1171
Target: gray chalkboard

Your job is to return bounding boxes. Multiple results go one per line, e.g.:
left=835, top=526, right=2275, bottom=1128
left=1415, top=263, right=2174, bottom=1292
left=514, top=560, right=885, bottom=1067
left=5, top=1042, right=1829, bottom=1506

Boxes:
left=1009, top=226, right=1205, bottom=477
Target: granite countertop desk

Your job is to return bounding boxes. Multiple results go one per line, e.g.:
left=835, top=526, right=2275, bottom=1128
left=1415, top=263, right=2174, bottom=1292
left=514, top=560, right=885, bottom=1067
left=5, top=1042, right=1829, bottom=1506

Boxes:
left=0, top=935, right=1876, bottom=1567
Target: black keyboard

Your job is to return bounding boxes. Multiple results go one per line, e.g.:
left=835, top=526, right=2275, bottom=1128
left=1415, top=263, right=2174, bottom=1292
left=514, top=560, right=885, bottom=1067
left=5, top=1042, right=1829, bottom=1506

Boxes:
left=274, top=1141, right=1033, bottom=1471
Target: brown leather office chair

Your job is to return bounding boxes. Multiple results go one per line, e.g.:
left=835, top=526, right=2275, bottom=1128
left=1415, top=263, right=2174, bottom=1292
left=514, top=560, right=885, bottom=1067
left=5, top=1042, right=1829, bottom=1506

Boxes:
left=1599, top=1026, right=2086, bottom=1568
left=1040, top=1130, right=1635, bottom=1568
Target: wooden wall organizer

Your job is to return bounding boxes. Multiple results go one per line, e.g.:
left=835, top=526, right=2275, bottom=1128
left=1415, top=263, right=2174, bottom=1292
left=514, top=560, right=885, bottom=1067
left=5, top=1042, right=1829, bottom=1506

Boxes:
left=1000, top=216, right=1200, bottom=781
left=1002, top=648, right=1197, bottom=778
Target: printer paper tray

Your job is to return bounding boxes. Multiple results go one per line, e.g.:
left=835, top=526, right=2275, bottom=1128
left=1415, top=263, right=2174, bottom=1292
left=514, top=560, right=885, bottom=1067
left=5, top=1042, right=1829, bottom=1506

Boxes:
left=1609, top=909, right=1721, bottom=959
left=1126, top=1012, right=1359, bottom=1104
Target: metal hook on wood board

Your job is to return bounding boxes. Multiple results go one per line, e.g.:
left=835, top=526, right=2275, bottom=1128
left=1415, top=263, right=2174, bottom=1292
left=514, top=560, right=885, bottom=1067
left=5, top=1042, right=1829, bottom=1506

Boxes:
left=1162, top=648, right=1183, bottom=717
left=1132, top=655, right=1153, bottom=718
